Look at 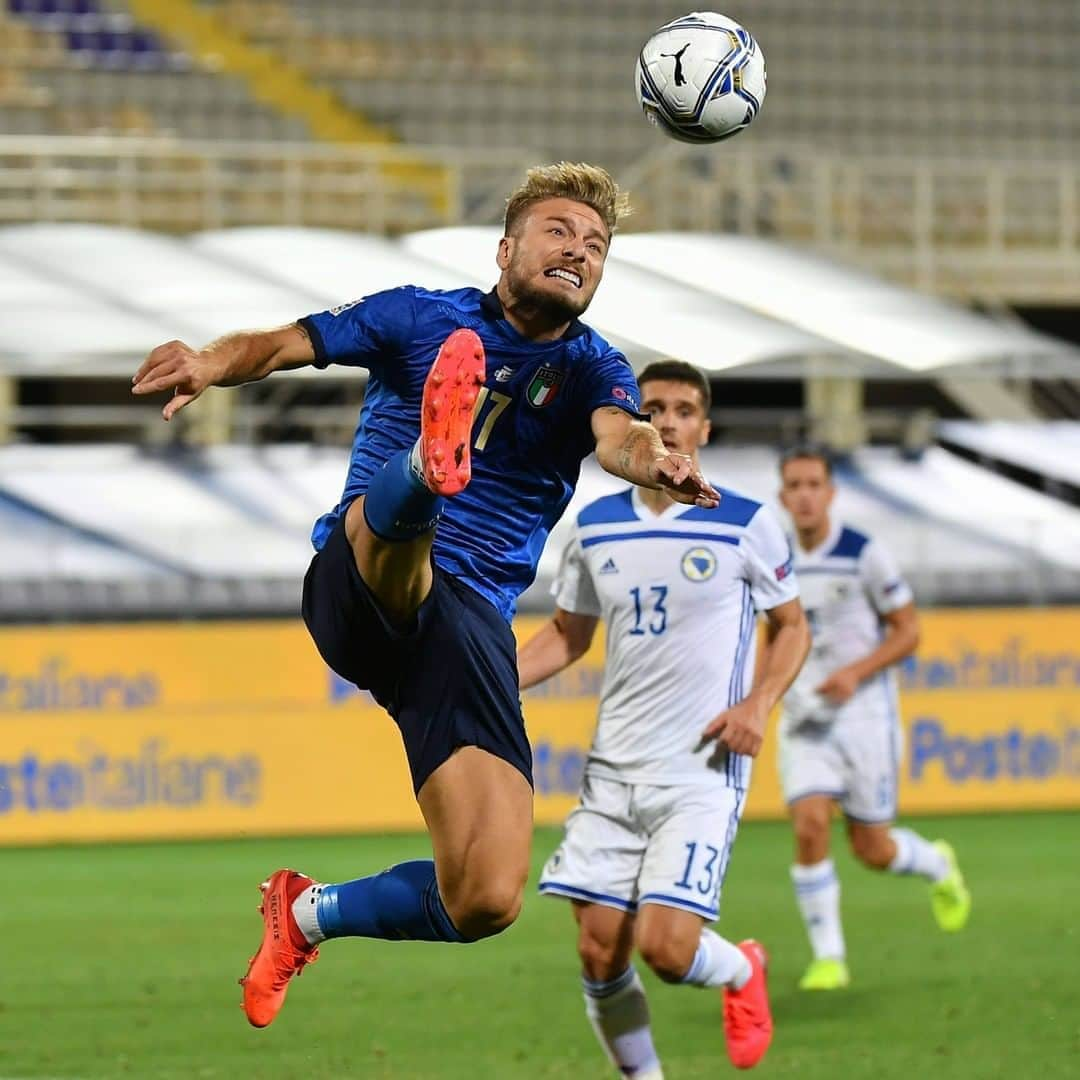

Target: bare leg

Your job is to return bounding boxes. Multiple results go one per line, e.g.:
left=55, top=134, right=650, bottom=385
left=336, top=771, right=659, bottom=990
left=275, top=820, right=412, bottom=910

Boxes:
left=789, top=795, right=846, bottom=967
left=791, top=794, right=833, bottom=866
left=574, top=901, right=636, bottom=982
left=345, top=495, right=435, bottom=628
left=846, top=820, right=897, bottom=870
left=573, top=902, right=661, bottom=1078
left=635, top=904, right=708, bottom=982
left=417, top=746, right=533, bottom=939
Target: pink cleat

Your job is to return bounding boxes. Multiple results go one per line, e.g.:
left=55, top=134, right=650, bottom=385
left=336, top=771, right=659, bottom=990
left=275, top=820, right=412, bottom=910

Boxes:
left=420, top=328, right=486, bottom=496
left=723, top=940, right=773, bottom=1069
left=239, top=869, right=319, bottom=1029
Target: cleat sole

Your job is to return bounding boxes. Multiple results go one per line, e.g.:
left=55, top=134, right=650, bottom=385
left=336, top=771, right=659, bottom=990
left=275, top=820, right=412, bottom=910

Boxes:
left=419, top=329, right=485, bottom=497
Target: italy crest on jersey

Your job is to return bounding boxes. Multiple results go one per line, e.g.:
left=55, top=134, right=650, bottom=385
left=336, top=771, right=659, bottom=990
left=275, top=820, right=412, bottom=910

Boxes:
left=526, top=365, right=563, bottom=407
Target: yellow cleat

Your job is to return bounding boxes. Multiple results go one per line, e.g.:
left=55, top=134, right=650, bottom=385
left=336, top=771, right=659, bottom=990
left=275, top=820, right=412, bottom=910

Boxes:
left=798, top=957, right=850, bottom=991
left=930, top=840, right=971, bottom=932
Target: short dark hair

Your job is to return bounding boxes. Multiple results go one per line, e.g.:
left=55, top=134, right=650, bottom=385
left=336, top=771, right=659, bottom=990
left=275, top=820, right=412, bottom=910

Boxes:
left=637, top=360, right=712, bottom=413
left=779, top=442, right=833, bottom=478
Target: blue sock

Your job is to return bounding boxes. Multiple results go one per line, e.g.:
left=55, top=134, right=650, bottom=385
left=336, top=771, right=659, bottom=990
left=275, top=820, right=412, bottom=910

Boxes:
left=315, top=860, right=466, bottom=943
left=363, top=446, right=444, bottom=541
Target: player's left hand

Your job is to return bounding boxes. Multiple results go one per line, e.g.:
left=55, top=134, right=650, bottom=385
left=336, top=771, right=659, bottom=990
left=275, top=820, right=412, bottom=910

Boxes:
left=650, top=453, right=720, bottom=507
left=816, top=667, right=860, bottom=705
left=700, top=694, right=769, bottom=757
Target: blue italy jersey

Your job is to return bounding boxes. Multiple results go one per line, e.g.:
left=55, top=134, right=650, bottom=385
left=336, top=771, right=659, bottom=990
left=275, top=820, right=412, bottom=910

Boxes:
left=300, top=285, right=644, bottom=622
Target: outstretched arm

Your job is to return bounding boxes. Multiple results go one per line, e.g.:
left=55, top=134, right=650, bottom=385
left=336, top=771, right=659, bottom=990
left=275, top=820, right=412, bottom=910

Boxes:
left=131, top=322, right=316, bottom=421
left=517, top=608, right=599, bottom=690
left=591, top=406, right=720, bottom=507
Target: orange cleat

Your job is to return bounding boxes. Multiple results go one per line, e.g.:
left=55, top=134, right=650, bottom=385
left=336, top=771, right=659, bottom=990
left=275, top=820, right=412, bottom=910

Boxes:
left=420, top=328, right=486, bottom=496
left=239, top=869, right=319, bottom=1029
left=723, top=940, right=773, bottom=1069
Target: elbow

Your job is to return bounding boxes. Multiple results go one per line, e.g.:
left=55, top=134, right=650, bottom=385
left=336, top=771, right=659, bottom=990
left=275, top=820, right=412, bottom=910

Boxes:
left=799, top=614, right=813, bottom=663
left=898, top=611, right=920, bottom=658
left=594, top=441, right=617, bottom=476
left=567, top=636, right=593, bottom=664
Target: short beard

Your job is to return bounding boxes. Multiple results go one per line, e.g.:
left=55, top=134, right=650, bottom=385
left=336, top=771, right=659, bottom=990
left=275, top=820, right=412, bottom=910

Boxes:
left=505, top=263, right=589, bottom=322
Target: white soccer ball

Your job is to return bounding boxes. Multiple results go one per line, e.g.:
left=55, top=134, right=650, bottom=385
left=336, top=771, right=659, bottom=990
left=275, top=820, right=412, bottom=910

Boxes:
left=635, top=11, right=766, bottom=144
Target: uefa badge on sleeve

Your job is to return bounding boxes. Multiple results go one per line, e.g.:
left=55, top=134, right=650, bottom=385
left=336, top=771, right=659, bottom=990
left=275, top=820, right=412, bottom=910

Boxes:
left=526, top=366, right=563, bottom=408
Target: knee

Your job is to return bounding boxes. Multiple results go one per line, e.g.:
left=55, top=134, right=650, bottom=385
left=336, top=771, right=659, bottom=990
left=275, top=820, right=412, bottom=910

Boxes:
left=444, top=878, right=524, bottom=940
left=577, top=929, right=627, bottom=983
left=850, top=828, right=894, bottom=871
left=793, top=808, right=830, bottom=861
left=636, top=926, right=696, bottom=984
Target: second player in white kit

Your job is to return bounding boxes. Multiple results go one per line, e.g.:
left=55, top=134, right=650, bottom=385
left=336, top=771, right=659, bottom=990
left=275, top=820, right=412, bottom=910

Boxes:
left=518, top=362, right=810, bottom=1076
left=777, top=446, right=972, bottom=993
left=780, top=518, right=912, bottom=824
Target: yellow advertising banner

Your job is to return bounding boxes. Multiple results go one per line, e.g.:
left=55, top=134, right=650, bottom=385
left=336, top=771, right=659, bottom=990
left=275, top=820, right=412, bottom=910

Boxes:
left=1, top=608, right=1077, bottom=845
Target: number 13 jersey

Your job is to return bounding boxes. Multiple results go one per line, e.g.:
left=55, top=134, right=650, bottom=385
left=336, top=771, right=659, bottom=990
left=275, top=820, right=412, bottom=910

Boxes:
left=554, top=485, right=800, bottom=789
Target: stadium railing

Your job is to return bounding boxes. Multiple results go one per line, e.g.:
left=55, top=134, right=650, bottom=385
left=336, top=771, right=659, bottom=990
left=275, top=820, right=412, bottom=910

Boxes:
left=620, top=145, right=1080, bottom=304
left=0, top=137, right=1075, bottom=302
left=0, top=135, right=537, bottom=233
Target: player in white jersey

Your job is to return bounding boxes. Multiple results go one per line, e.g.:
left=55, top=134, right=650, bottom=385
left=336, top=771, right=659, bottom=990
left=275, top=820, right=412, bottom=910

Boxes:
left=777, top=446, right=972, bottom=992
left=518, top=362, right=810, bottom=1075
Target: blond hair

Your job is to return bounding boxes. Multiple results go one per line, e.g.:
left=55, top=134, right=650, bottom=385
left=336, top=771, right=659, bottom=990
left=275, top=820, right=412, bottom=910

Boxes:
left=504, top=161, right=631, bottom=238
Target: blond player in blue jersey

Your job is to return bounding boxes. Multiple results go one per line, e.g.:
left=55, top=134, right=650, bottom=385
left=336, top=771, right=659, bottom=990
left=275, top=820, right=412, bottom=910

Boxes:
left=132, top=164, right=720, bottom=1031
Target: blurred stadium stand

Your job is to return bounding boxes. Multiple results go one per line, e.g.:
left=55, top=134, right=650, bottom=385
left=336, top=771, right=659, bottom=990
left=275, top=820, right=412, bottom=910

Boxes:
left=0, top=0, right=1073, bottom=299
left=936, top=420, right=1080, bottom=503
left=3, top=441, right=1080, bottom=620
left=0, top=0, right=1077, bottom=620
left=4, top=0, right=1075, bottom=158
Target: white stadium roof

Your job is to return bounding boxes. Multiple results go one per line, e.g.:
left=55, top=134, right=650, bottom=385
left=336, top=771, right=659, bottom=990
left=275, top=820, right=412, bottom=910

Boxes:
left=2, top=443, right=1078, bottom=615
left=611, top=234, right=1075, bottom=376
left=938, top=420, right=1080, bottom=490
left=0, top=223, right=1076, bottom=379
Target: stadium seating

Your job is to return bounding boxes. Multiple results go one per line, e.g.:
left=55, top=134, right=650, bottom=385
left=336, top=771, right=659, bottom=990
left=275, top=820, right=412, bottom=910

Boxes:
left=0, top=0, right=311, bottom=139
left=1, top=0, right=1075, bottom=298
left=255, top=0, right=1078, bottom=164
left=3, top=0, right=1077, bottom=159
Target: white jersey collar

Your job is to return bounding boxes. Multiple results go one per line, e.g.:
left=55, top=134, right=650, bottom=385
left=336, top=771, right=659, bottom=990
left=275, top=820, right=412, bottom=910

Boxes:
left=797, top=518, right=844, bottom=562
left=631, top=485, right=686, bottom=522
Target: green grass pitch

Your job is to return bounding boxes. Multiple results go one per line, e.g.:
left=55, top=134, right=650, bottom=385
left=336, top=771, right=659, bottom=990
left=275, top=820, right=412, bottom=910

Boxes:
left=2, top=813, right=1077, bottom=1078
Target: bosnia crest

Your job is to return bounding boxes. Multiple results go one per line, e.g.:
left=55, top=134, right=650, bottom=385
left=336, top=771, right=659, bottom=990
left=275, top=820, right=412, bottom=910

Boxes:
left=681, top=546, right=717, bottom=582
left=526, top=365, right=563, bottom=408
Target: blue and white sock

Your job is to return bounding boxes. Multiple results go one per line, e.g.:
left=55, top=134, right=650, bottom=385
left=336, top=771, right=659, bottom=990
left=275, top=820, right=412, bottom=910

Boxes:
left=680, top=927, right=751, bottom=990
left=888, top=828, right=949, bottom=882
left=791, top=858, right=845, bottom=961
left=362, top=445, right=443, bottom=541
left=582, top=967, right=663, bottom=1078
left=291, top=860, right=465, bottom=944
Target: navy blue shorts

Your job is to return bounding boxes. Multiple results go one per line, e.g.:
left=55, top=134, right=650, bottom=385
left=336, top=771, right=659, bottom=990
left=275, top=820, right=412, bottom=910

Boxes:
left=301, top=518, right=532, bottom=794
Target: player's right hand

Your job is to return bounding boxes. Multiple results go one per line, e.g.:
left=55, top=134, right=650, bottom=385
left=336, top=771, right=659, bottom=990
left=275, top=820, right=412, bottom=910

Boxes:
left=132, top=340, right=222, bottom=421
left=700, top=694, right=769, bottom=757
left=650, top=453, right=720, bottom=508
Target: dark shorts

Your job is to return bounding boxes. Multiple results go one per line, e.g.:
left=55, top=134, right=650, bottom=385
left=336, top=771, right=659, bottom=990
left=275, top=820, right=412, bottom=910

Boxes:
left=302, top=518, right=532, bottom=794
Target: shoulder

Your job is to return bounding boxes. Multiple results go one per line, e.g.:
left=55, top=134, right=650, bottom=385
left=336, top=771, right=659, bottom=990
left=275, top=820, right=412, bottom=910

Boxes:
left=568, top=323, right=629, bottom=365
left=316, top=284, right=417, bottom=319
left=677, top=485, right=764, bottom=528
left=410, top=285, right=486, bottom=311
left=575, top=488, right=637, bottom=528
left=826, top=524, right=871, bottom=560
